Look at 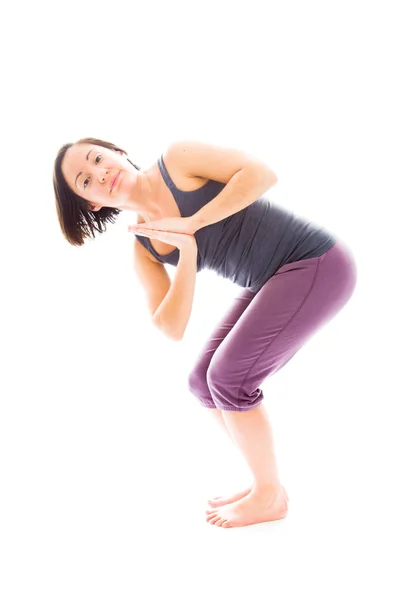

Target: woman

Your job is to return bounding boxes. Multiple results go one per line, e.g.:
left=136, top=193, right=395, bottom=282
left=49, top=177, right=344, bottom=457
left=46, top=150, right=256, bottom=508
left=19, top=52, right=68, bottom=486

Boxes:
left=54, top=137, right=357, bottom=528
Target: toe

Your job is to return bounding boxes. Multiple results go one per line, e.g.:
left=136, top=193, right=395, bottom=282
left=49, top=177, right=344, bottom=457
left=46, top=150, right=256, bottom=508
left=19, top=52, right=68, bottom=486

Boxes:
left=208, top=499, right=224, bottom=508
left=221, top=520, right=230, bottom=528
left=209, top=515, right=222, bottom=525
left=206, top=512, right=219, bottom=522
left=208, top=496, right=224, bottom=507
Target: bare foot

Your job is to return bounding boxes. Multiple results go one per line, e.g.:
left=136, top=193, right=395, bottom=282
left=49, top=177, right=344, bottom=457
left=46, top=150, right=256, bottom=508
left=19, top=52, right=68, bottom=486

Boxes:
left=205, top=486, right=288, bottom=528
left=208, top=485, right=289, bottom=508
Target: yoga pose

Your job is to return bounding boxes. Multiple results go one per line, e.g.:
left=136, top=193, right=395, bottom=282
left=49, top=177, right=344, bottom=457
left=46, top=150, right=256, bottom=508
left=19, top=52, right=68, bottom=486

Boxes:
left=54, top=137, right=357, bottom=528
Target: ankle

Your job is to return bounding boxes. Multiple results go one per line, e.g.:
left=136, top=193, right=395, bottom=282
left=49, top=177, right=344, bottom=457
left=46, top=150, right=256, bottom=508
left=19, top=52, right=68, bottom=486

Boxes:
left=252, top=482, right=282, bottom=496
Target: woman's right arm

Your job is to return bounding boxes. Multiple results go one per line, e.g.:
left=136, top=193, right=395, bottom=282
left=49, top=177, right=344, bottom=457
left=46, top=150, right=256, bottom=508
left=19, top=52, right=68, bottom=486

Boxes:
left=152, top=242, right=198, bottom=341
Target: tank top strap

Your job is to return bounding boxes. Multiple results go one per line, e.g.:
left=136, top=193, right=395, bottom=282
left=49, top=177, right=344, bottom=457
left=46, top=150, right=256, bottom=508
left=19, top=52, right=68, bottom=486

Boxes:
left=157, top=154, right=176, bottom=190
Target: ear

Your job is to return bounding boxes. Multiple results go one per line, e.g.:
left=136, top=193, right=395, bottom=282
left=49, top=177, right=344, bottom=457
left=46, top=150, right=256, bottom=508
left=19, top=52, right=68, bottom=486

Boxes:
left=115, top=149, right=126, bottom=156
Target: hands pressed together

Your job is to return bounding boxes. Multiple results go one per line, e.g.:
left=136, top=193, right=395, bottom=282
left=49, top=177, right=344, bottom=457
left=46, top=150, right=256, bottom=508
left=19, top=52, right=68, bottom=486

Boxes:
left=128, top=216, right=200, bottom=251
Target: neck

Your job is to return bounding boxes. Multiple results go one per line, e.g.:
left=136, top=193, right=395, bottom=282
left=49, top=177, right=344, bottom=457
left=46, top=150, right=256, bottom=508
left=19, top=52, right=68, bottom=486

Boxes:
left=123, top=165, right=164, bottom=222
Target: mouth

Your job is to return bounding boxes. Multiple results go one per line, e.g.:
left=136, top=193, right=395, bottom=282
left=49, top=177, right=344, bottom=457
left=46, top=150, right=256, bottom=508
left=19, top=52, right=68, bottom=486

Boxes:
left=110, top=171, right=120, bottom=192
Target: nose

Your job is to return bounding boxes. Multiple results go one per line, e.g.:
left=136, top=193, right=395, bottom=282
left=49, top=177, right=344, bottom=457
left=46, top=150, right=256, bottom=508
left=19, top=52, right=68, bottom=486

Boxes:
left=99, top=169, right=109, bottom=184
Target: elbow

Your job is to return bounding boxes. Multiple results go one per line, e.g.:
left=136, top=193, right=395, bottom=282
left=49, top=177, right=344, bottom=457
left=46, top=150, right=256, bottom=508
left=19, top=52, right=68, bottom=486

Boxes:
left=263, top=172, right=278, bottom=192
left=170, top=327, right=185, bottom=342
left=164, top=331, right=183, bottom=342
left=261, top=169, right=278, bottom=187
left=152, top=314, right=184, bottom=342
left=270, top=173, right=278, bottom=185
left=248, top=162, right=278, bottom=186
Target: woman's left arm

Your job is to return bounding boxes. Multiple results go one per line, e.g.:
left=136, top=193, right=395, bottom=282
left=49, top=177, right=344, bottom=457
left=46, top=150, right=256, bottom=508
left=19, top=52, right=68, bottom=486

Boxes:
left=168, top=139, right=278, bottom=230
left=191, top=165, right=277, bottom=230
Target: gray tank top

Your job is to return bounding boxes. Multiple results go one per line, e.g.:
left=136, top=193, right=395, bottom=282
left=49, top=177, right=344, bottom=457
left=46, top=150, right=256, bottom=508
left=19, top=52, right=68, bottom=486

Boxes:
left=135, top=154, right=337, bottom=293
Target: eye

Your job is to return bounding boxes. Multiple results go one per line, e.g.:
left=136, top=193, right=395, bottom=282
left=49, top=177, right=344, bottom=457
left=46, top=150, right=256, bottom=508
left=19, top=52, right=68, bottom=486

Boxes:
left=82, top=154, right=102, bottom=188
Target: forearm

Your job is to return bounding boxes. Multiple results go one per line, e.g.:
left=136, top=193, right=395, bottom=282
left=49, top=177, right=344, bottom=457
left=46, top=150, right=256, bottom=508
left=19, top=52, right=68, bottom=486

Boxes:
left=152, top=244, right=198, bottom=341
left=192, top=165, right=278, bottom=230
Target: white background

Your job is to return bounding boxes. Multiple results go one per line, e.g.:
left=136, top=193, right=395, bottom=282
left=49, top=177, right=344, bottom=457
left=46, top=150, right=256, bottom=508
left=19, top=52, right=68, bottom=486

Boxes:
left=1, top=0, right=399, bottom=598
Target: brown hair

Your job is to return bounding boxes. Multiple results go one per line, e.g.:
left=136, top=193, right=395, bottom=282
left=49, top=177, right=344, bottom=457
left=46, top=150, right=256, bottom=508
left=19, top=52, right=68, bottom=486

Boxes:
left=53, top=137, right=141, bottom=246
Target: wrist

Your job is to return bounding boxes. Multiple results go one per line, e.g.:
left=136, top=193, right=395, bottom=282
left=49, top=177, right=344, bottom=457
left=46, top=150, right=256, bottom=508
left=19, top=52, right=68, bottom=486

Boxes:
left=182, top=239, right=198, bottom=253
left=189, top=214, right=206, bottom=233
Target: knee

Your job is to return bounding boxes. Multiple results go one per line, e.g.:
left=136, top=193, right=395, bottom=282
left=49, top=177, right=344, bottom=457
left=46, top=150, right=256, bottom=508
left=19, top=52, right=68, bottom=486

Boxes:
left=187, top=365, right=218, bottom=409
left=206, top=361, right=263, bottom=412
left=187, top=366, right=207, bottom=395
left=205, top=363, right=234, bottom=409
left=206, top=361, right=229, bottom=391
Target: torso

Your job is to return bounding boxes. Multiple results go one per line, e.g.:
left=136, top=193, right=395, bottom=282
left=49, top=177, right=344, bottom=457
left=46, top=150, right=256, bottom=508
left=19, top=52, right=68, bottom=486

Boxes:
left=136, top=152, right=209, bottom=261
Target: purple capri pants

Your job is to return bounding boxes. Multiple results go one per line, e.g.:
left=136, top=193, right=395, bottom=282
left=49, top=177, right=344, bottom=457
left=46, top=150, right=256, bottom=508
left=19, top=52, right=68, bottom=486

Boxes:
left=188, top=240, right=357, bottom=412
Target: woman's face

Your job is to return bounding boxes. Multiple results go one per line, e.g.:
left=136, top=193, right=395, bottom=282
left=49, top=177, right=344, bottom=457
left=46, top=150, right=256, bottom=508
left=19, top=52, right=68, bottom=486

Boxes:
left=62, top=143, right=138, bottom=211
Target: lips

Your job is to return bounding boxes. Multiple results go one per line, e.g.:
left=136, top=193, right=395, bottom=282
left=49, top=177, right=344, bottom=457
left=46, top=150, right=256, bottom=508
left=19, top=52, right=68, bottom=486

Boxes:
left=110, top=172, right=120, bottom=192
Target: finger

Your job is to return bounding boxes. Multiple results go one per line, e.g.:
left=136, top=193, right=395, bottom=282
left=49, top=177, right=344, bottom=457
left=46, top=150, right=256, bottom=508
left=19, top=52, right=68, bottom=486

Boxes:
left=135, top=229, right=161, bottom=239
left=128, top=225, right=152, bottom=232
left=129, top=227, right=150, bottom=233
left=130, top=223, right=155, bottom=230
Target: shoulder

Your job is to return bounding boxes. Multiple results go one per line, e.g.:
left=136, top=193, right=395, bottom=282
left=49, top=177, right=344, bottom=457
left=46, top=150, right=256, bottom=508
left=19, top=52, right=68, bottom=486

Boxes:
left=159, top=141, right=210, bottom=190
left=163, top=138, right=267, bottom=184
